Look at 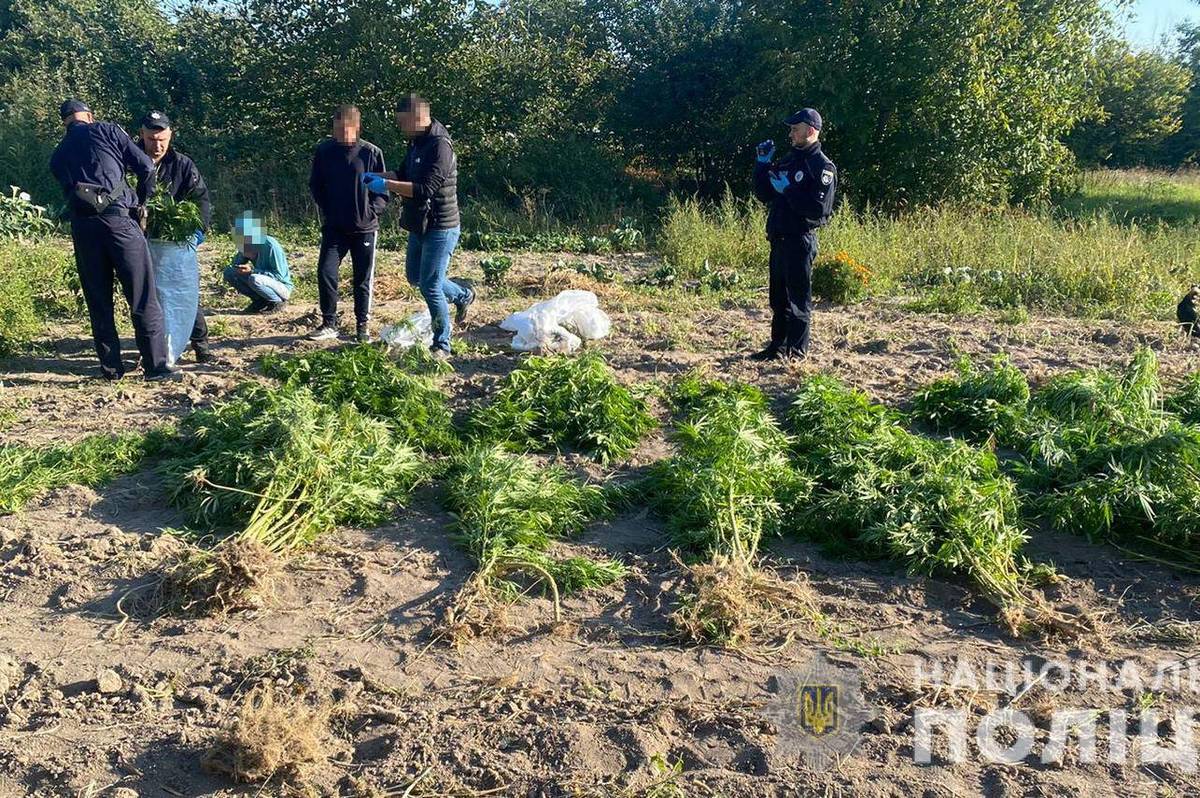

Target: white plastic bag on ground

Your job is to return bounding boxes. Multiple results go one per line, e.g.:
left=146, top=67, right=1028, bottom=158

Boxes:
left=148, top=240, right=200, bottom=366
left=499, top=290, right=611, bottom=353
left=380, top=309, right=433, bottom=349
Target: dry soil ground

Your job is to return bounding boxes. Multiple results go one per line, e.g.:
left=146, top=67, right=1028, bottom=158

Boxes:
left=1, top=243, right=1199, bottom=797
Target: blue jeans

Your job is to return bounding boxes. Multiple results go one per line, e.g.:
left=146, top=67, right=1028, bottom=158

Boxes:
left=406, top=226, right=465, bottom=351
left=223, top=265, right=292, bottom=305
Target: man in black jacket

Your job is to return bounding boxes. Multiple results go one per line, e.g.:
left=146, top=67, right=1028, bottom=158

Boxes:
left=308, top=105, right=388, bottom=343
left=751, top=108, right=838, bottom=360
left=138, top=110, right=217, bottom=363
left=49, top=99, right=177, bottom=381
left=363, top=94, right=474, bottom=359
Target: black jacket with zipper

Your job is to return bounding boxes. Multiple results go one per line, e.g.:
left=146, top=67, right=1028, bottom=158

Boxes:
left=752, top=141, right=837, bottom=240
left=309, top=138, right=388, bottom=233
left=398, top=119, right=459, bottom=230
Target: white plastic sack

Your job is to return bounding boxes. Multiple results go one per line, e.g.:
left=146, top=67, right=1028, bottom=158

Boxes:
left=148, top=240, right=200, bottom=367
left=499, top=290, right=611, bottom=353
left=380, top=309, right=433, bottom=349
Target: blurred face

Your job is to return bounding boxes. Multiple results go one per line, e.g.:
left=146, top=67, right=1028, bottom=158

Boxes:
left=333, top=115, right=360, bottom=144
left=237, top=234, right=258, bottom=259
left=395, top=104, right=430, bottom=137
left=63, top=111, right=93, bottom=128
left=789, top=123, right=814, bottom=147
left=141, top=127, right=173, bottom=162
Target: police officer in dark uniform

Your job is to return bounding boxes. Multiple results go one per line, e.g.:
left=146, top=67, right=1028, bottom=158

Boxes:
left=138, top=110, right=215, bottom=363
left=750, top=108, right=837, bottom=360
left=49, top=100, right=177, bottom=381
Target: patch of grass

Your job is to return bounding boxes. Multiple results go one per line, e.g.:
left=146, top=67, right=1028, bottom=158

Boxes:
left=261, top=344, right=457, bottom=453
left=161, top=385, right=425, bottom=552
left=0, top=431, right=163, bottom=515
left=0, top=241, right=79, bottom=356
left=1058, top=169, right=1200, bottom=227
left=1165, top=371, right=1200, bottom=426
left=910, top=355, right=1030, bottom=443
left=656, top=194, right=1200, bottom=318
left=470, top=352, right=655, bottom=463
left=440, top=445, right=623, bottom=640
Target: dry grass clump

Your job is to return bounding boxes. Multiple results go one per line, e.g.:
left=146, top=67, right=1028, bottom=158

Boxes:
left=670, top=555, right=821, bottom=649
left=202, top=686, right=331, bottom=787
left=160, top=539, right=280, bottom=616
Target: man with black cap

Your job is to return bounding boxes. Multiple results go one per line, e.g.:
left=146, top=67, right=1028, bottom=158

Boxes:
left=139, top=109, right=216, bottom=363
left=49, top=100, right=177, bottom=381
left=307, top=105, right=388, bottom=343
left=750, top=107, right=838, bottom=360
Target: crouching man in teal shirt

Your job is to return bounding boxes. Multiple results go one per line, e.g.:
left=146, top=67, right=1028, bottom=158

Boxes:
left=224, top=212, right=294, bottom=313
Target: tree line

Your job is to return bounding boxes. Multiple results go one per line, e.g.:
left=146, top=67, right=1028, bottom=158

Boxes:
left=0, top=0, right=1192, bottom=227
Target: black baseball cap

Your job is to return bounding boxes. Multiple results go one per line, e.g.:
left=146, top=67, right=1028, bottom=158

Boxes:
left=59, top=99, right=91, bottom=119
left=784, top=108, right=822, bottom=130
left=140, top=110, right=172, bottom=130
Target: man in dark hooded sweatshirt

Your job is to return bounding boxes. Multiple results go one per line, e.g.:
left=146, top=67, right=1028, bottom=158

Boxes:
left=750, top=108, right=838, bottom=360
left=308, top=105, right=388, bottom=343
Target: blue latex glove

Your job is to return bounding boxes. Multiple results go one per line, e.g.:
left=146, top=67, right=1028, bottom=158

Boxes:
left=362, top=173, right=388, bottom=195
left=756, top=139, right=775, bottom=163
left=769, top=170, right=793, bottom=194
left=191, top=229, right=206, bottom=248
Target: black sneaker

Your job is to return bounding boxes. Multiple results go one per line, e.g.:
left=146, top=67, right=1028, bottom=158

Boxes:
left=263, top=301, right=288, bottom=315
left=429, top=346, right=451, bottom=361
left=454, top=279, right=476, bottom=326
left=194, top=348, right=213, bottom=364
left=307, top=324, right=339, bottom=341
left=145, top=365, right=183, bottom=383
left=749, top=345, right=781, bottom=362
left=356, top=323, right=372, bottom=344
left=245, top=299, right=270, bottom=314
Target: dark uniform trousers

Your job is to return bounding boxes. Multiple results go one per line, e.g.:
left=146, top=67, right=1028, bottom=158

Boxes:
left=71, top=212, right=169, bottom=378
left=317, top=229, right=377, bottom=326
left=768, top=230, right=817, bottom=354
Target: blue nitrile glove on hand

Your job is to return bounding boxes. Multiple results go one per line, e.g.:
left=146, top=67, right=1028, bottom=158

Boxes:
left=190, top=229, right=205, bottom=248
left=362, top=172, right=388, bottom=195
left=756, top=139, right=775, bottom=163
left=769, top=170, right=793, bottom=194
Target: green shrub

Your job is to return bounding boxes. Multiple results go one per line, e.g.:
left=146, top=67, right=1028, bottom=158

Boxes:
left=811, top=251, right=872, bottom=305
left=1015, top=350, right=1200, bottom=568
left=161, top=385, right=425, bottom=551
left=444, top=444, right=621, bottom=596
left=1165, top=372, right=1200, bottom=426
left=470, top=352, right=655, bottom=463
left=480, top=255, right=514, bottom=287
left=910, top=356, right=1031, bottom=443
left=145, top=185, right=203, bottom=243
left=648, top=378, right=807, bottom=561
left=788, top=376, right=1033, bottom=620
left=260, top=345, right=457, bottom=453
left=0, top=186, right=55, bottom=240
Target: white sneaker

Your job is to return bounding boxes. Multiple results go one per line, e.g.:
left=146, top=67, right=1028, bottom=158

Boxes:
left=307, top=325, right=339, bottom=341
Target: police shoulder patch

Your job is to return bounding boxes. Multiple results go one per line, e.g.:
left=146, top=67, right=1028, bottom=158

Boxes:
left=821, top=169, right=834, bottom=186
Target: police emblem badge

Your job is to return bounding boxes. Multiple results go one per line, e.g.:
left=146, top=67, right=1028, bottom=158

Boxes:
left=764, top=654, right=870, bottom=770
